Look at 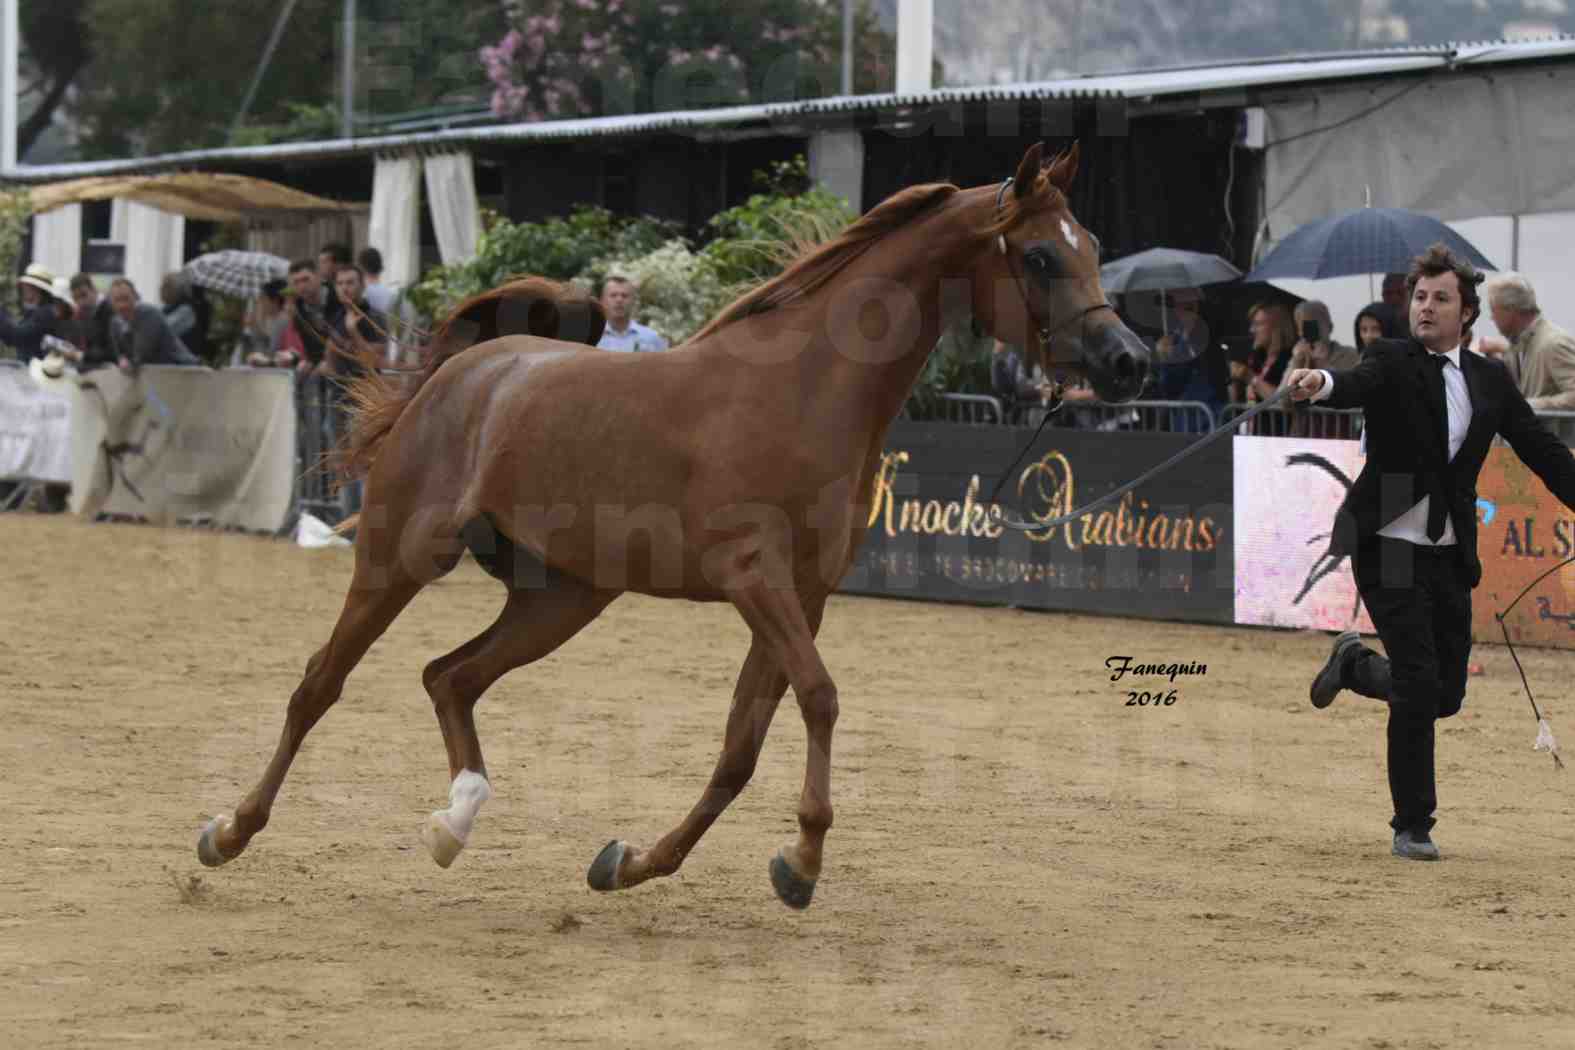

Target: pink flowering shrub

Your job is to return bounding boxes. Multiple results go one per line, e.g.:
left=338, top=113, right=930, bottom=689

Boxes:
left=480, top=0, right=899, bottom=120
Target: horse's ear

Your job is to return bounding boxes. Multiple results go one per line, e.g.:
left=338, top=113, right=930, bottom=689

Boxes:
left=1045, top=141, right=1080, bottom=195
left=1012, top=142, right=1045, bottom=199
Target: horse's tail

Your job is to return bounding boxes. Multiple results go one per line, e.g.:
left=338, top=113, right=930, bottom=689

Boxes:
left=334, top=275, right=606, bottom=484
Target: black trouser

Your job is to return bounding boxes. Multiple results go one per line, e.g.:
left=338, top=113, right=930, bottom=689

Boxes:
left=1346, top=537, right=1472, bottom=834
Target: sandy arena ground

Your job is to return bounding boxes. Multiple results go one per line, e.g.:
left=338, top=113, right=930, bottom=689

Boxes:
left=3, top=513, right=1575, bottom=1049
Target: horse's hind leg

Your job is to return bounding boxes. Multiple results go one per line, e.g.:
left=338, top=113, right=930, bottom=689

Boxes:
left=418, top=552, right=616, bottom=868
left=197, top=520, right=459, bottom=867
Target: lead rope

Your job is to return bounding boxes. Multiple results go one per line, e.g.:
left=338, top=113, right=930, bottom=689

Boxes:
left=991, top=385, right=1297, bottom=532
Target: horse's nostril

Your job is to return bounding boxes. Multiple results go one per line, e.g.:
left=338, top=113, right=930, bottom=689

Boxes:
left=1114, top=351, right=1138, bottom=380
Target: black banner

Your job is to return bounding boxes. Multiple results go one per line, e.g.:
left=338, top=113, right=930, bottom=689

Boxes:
left=838, top=422, right=1234, bottom=623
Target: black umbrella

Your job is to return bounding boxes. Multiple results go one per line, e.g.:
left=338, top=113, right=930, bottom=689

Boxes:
left=1246, top=207, right=1496, bottom=282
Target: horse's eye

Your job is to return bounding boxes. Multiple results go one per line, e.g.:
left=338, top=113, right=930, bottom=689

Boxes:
left=1023, top=247, right=1058, bottom=284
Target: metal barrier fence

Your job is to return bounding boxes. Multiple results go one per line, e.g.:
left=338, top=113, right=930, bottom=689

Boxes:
left=1217, top=403, right=1365, bottom=439
left=936, top=392, right=1004, bottom=424
left=12, top=357, right=1575, bottom=523
left=911, top=393, right=1217, bottom=433
left=294, top=373, right=348, bottom=526
left=293, top=368, right=418, bottom=528
left=1051, top=399, right=1217, bottom=433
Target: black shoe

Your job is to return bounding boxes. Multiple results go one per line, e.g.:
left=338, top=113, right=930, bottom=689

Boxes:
left=1310, top=630, right=1362, bottom=709
left=1392, top=828, right=1441, bottom=861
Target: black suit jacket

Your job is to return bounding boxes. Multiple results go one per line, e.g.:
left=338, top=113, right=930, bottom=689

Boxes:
left=1320, top=337, right=1575, bottom=587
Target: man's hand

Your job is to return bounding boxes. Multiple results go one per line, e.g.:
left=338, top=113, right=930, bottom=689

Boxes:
left=1284, top=368, right=1327, bottom=401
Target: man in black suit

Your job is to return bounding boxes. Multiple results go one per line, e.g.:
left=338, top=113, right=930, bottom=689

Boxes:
left=1286, top=243, right=1575, bottom=861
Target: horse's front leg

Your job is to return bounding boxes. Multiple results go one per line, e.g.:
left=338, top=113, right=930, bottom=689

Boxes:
left=588, top=634, right=787, bottom=891
left=588, top=585, right=830, bottom=907
left=738, top=583, right=837, bottom=910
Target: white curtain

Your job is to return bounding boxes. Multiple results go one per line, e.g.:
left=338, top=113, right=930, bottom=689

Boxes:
left=109, top=198, right=129, bottom=243
left=31, top=204, right=82, bottom=279
left=423, top=151, right=481, bottom=266
left=368, top=153, right=422, bottom=290
left=120, top=201, right=185, bottom=305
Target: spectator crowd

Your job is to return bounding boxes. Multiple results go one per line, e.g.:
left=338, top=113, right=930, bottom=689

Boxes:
left=0, top=236, right=679, bottom=517
left=987, top=268, right=1575, bottom=436
left=2, top=240, right=677, bottom=383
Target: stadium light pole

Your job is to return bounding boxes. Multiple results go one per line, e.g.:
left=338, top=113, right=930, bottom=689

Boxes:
left=841, top=0, right=853, bottom=96
left=230, top=0, right=301, bottom=145
left=341, top=0, right=356, bottom=139
left=2, top=0, right=18, bottom=171
left=895, top=0, right=932, bottom=95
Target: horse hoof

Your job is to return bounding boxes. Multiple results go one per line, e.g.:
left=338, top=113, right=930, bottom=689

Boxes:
left=197, top=814, right=239, bottom=868
left=769, top=850, right=817, bottom=910
left=586, top=840, right=627, bottom=891
left=421, top=812, right=465, bottom=869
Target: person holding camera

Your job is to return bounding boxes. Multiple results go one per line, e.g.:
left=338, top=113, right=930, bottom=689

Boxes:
left=1279, top=301, right=1359, bottom=437
left=1282, top=300, right=1359, bottom=380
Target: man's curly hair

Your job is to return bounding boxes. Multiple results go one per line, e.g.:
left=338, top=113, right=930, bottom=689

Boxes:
left=1405, top=242, right=1485, bottom=342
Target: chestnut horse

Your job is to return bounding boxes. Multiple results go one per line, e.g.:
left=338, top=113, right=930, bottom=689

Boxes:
left=197, top=142, right=1150, bottom=909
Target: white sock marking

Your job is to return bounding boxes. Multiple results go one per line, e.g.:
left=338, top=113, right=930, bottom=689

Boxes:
left=440, top=770, right=492, bottom=844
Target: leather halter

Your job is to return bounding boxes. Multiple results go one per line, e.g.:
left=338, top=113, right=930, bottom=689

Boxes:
left=993, top=176, right=1115, bottom=371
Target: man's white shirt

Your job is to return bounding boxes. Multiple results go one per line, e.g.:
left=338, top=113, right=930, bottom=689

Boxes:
left=1311, top=347, right=1472, bottom=546
left=598, top=320, right=669, bottom=353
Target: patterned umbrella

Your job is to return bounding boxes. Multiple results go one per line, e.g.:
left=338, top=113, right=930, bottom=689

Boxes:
left=183, top=250, right=289, bottom=298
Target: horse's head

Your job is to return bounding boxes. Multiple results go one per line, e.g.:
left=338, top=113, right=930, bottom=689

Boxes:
left=977, top=142, right=1149, bottom=403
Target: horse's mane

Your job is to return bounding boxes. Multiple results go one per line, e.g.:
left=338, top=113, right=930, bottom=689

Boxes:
left=690, top=182, right=962, bottom=342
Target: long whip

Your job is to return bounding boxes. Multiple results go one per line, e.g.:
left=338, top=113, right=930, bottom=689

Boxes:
left=1493, top=555, right=1570, bottom=770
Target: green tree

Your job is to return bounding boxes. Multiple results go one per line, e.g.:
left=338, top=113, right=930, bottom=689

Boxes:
left=700, top=155, right=855, bottom=287
left=406, top=206, right=680, bottom=318
left=18, top=0, right=92, bottom=158
left=69, top=0, right=504, bottom=158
